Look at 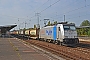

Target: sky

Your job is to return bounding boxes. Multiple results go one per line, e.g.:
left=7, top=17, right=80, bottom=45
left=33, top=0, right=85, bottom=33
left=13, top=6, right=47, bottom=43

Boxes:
left=0, top=0, right=90, bottom=30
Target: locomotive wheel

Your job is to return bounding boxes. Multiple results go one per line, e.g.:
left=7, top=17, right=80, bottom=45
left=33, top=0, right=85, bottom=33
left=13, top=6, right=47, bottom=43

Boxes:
left=55, top=40, right=60, bottom=45
left=48, top=40, right=52, bottom=43
left=53, top=40, right=55, bottom=44
left=60, top=42, right=62, bottom=46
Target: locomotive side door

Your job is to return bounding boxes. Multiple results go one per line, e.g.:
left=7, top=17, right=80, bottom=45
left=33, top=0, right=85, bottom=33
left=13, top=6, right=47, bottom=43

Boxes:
left=58, top=27, right=61, bottom=39
left=57, top=25, right=63, bottom=42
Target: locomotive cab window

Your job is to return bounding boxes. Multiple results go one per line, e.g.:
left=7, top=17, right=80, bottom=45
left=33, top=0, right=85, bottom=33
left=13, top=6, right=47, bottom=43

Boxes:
left=70, top=26, right=76, bottom=30
left=63, top=26, right=69, bottom=30
left=63, top=25, right=76, bottom=31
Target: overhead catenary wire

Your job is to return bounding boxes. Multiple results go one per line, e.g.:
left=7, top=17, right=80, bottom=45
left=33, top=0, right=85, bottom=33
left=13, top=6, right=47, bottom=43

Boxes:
left=49, top=0, right=89, bottom=22
left=40, top=0, right=83, bottom=21
left=35, top=0, right=89, bottom=26
left=39, top=0, right=61, bottom=13
left=28, top=0, right=61, bottom=24
left=0, top=0, right=51, bottom=22
left=0, top=0, right=61, bottom=23
left=28, top=0, right=51, bottom=19
left=29, top=0, right=61, bottom=18
left=33, top=0, right=51, bottom=13
left=0, top=0, right=88, bottom=20
left=57, top=0, right=88, bottom=16
left=17, top=0, right=90, bottom=28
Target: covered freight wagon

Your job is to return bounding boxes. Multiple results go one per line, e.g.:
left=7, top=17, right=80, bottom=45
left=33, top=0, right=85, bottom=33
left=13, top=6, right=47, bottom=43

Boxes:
left=25, top=29, right=30, bottom=36
left=20, top=29, right=25, bottom=35
left=11, top=30, right=19, bottom=35
left=30, top=28, right=39, bottom=39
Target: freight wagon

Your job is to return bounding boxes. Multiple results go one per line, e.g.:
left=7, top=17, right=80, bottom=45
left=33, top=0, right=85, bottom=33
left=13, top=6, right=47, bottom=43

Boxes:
left=39, top=23, right=79, bottom=46
left=25, top=29, right=30, bottom=36
left=10, top=30, right=19, bottom=35
left=30, top=28, right=39, bottom=39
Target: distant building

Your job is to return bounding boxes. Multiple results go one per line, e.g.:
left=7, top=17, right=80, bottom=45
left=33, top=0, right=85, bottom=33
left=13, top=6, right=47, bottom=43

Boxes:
left=0, top=25, right=17, bottom=36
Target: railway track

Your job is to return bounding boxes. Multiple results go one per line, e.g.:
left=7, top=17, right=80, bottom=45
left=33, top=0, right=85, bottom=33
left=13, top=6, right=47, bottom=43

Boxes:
left=11, top=35, right=90, bottom=60
left=24, top=39, right=90, bottom=60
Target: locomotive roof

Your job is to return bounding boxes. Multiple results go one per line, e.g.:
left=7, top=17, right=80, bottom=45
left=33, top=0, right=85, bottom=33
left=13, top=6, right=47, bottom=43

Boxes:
left=63, top=23, right=75, bottom=25
left=44, top=22, right=75, bottom=27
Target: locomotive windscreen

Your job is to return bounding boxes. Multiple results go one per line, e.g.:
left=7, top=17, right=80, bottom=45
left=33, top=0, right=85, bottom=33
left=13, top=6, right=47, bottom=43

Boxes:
left=63, top=25, right=76, bottom=31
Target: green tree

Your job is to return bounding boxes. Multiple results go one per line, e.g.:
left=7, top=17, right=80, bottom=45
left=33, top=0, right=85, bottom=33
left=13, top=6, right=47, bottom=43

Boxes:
left=47, top=21, right=51, bottom=26
left=53, top=21, right=57, bottom=25
left=80, top=20, right=90, bottom=26
left=34, top=25, right=36, bottom=28
left=77, top=20, right=90, bottom=36
left=23, top=28, right=26, bottom=30
left=88, top=30, right=90, bottom=36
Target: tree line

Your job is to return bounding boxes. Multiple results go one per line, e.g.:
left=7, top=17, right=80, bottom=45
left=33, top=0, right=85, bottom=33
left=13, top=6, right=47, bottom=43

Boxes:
left=77, top=20, right=90, bottom=37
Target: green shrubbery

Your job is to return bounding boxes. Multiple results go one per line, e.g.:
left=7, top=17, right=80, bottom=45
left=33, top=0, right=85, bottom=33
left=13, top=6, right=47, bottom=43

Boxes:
left=77, top=20, right=90, bottom=37
left=88, top=30, right=90, bottom=36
